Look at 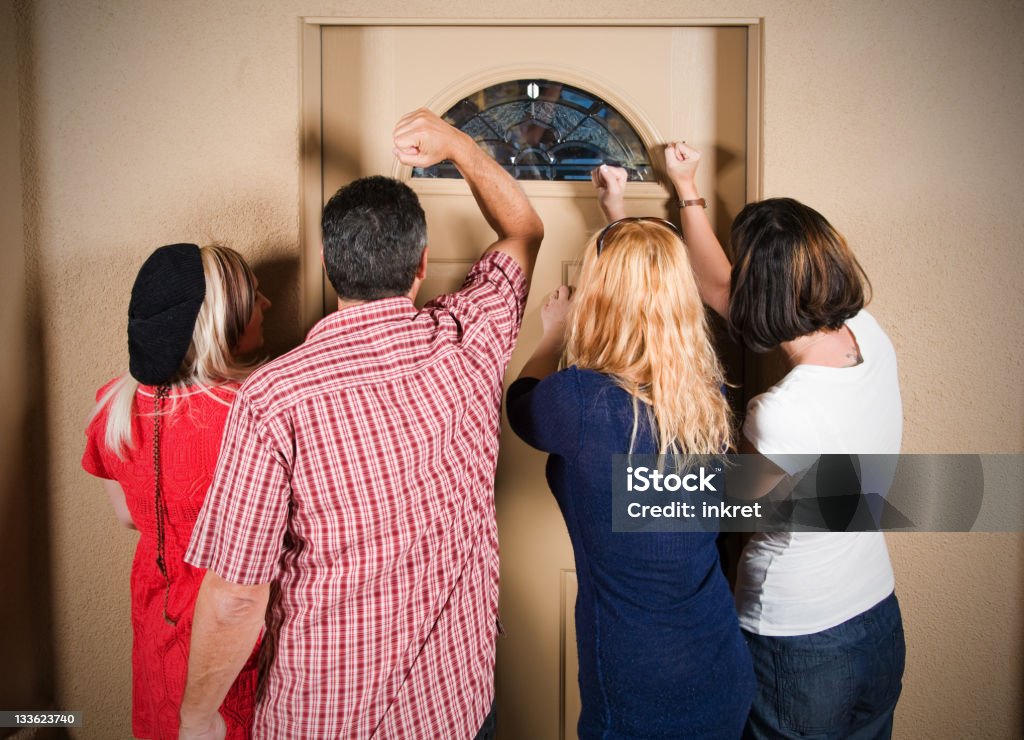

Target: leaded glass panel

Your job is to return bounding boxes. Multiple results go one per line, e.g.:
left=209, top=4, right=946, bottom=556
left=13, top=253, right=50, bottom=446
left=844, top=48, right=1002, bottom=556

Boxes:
left=413, top=79, right=653, bottom=181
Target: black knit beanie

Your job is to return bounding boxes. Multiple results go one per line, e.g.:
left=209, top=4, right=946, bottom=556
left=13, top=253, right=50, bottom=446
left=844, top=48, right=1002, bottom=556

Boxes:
left=127, top=243, right=206, bottom=385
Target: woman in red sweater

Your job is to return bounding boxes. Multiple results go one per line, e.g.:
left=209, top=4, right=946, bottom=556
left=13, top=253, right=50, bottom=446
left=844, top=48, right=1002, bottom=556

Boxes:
left=82, top=243, right=270, bottom=739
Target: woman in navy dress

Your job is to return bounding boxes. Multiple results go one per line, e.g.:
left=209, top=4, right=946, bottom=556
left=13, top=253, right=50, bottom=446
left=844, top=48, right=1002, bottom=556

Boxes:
left=506, top=167, right=755, bottom=739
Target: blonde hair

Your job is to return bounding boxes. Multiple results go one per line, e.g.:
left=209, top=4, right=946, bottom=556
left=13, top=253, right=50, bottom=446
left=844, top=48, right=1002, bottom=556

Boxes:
left=93, top=245, right=260, bottom=458
left=566, top=221, right=732, bottom=457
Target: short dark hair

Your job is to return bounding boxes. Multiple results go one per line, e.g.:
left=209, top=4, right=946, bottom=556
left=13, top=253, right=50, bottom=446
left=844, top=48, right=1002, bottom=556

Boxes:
left=728, top=198, right=871, bottom=353
left=321, top=176, right=427, bottom=301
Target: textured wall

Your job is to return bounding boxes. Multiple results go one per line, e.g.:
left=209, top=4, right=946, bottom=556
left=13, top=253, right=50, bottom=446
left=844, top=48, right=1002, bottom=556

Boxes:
left=1, top=0, right=54, bottom=720
left=10, top=0, right=1023, bottom=738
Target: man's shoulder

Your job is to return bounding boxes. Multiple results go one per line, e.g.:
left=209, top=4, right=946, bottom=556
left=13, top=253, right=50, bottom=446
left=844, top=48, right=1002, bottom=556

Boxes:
left=237, top=304, right=430, bottom=418
left=423, top=251, right=529, bottom=361
left=428, top=251, right=527, bottom=311
left=238, top=332, right=338, bottom=417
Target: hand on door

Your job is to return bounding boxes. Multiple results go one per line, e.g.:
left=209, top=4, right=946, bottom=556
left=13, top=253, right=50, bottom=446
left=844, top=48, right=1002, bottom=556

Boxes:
left=392, top=108, right=473, bottom=168
left=541, top=285, right=573, bottom=340
left=591, top=165, right=628, bottom=222
left=516, top=285, right=572, bottom=382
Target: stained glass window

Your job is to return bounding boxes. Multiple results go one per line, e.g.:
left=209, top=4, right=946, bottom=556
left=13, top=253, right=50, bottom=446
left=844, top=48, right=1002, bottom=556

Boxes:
left=413, top=79, right=653, bottom=182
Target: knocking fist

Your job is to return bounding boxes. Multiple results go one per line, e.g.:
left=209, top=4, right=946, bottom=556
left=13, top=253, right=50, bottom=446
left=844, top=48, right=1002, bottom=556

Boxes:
left=663, top=142, right=702, bottom=185
left=591, top=164, right=628, bottom=221
left=392, top=108, right=470, bottom=168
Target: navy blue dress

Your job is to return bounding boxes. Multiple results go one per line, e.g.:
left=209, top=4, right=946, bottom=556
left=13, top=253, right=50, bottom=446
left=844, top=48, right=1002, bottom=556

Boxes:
left=507, top=368, right=755, bottom=739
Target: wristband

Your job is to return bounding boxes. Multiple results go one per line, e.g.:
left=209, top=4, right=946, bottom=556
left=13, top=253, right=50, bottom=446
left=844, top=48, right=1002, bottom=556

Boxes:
left=679, top=198, right=707, bottom=209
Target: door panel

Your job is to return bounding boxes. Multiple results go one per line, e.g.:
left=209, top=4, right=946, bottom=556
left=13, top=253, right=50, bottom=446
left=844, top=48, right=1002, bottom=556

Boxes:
left=319, top=24, right=751, bottom=738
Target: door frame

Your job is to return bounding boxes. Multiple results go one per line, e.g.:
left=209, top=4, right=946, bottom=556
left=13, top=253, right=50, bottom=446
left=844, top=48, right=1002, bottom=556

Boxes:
left=298, top=16, right=763, bottom=328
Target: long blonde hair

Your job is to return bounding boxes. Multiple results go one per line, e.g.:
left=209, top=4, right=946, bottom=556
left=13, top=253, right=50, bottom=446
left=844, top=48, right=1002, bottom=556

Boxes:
left=93, top=245, right=260, bottom=458
left=566, top=220, right=732, bottom=456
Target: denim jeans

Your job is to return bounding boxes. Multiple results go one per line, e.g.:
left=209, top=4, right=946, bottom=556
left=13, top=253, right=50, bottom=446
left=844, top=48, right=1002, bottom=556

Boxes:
left=742, top=592, right=905, bottom=740
left=472, top=699, right=496, bottom=740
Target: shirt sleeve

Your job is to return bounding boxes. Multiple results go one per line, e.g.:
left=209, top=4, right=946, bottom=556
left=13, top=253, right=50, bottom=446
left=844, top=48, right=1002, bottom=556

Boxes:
left=185, top=392, right=292, bottom=585
left=506, top=368, right=584, bottom=459
left=426, top=251, right=528, bottom=368
left=743, top=393, right=820, bottom=475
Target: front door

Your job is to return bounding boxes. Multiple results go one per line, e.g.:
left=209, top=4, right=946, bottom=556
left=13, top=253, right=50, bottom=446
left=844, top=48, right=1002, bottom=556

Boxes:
left=311, top=21, right=757, bottom=738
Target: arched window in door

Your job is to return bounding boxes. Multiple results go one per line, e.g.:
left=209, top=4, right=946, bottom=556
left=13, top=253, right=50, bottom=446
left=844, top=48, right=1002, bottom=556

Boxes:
left=413, top=79, right=653, bottom=181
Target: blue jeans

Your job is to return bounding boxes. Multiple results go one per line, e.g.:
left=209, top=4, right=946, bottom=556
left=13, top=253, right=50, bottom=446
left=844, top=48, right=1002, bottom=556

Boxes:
left=472, top=699, right=496, bottom=740
left=742, top=592, right=905, bottom=740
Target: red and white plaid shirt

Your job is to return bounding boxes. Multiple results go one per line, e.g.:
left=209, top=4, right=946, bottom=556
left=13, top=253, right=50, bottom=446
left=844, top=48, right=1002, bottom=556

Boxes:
left=186, top=251, right=527, bottom=739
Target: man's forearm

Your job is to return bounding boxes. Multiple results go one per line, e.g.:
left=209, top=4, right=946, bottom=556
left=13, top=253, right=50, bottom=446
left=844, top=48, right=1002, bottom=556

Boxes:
left=391, top=108, right=543, bottom=275
left=180, top=573, right=268, bottom=733
left=449, top=136, right=543, bottom=252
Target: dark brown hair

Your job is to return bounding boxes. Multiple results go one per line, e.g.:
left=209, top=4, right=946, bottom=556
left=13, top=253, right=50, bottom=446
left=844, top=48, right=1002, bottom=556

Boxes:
left=728, top=198, right=872, bottom=353
left=321, top=176, right=427, bottom=301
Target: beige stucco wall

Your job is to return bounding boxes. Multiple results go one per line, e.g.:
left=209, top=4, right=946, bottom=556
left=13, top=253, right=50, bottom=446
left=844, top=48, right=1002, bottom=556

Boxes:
left=2, top=0, right=55, bottom=720
left=7, top=0, right=1022, bottom=737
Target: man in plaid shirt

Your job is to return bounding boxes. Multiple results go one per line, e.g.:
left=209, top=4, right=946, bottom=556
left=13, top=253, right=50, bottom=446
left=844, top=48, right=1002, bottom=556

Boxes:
left=178, top=109, right=543, bottom=739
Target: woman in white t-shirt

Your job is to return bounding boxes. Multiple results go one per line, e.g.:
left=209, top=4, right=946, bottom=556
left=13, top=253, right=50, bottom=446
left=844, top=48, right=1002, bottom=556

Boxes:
left=649, top=143, right=906, bottom=739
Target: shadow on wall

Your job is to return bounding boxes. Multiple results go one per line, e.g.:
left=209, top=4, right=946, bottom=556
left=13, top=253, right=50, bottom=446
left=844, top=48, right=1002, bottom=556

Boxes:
left=251, top=248, right=302, bottom=361
left=0, top=3, right=65, bottom=739
left=179, top=191, right=305, bottom=360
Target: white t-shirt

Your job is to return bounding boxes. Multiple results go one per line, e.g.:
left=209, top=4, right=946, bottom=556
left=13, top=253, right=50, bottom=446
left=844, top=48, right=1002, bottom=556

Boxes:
left=735, top=310, right=902, bottom=636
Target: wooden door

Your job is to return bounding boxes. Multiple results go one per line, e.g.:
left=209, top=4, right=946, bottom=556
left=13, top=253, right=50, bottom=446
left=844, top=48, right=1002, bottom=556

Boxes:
left=312, top=21, right=756, bottom=738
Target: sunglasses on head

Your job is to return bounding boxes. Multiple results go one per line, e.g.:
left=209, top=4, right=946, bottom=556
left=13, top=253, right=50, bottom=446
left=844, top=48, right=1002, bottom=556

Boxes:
left=595, top=217, right=682, bottom=256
